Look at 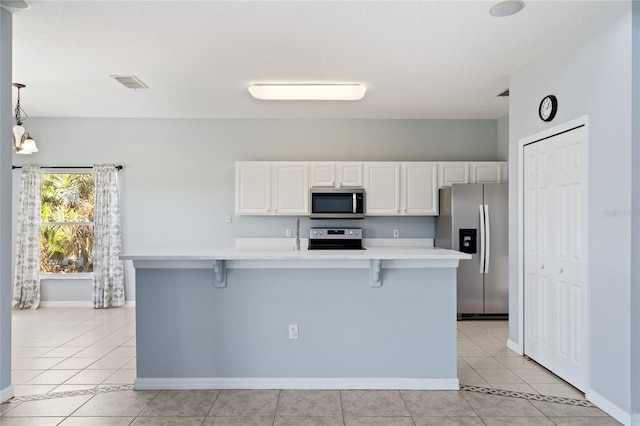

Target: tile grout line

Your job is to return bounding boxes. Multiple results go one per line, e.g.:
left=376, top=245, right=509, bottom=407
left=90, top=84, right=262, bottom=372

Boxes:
left=272, top=389, right=281, bottom=426
left=397, top=390, right=418, bottom=426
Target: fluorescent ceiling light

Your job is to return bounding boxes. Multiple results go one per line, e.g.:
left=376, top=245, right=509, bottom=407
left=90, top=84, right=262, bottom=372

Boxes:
left=248, top=84, right=366, bottom=101
left=490, top=0, right=524, bottom=17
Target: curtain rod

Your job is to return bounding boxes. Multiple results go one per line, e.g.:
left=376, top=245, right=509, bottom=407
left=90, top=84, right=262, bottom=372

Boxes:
left=12, top=165, right=123, bottom=170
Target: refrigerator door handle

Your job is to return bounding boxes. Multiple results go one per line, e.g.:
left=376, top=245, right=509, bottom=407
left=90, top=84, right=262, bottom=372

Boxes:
left=484, top=204, right=490, bottom=274
left=479, top=204, right=485, bottom=273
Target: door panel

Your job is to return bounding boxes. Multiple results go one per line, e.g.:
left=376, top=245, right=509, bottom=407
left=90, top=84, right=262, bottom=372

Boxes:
left=450, top=184, right=484, bottom=314
left=483, top=184, right=508, bottom=313
left=523, top=125, right=588, bottom=392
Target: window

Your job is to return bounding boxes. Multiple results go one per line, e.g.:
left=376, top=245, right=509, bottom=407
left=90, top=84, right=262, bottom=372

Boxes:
left=41, top=173, right=94, bottom=274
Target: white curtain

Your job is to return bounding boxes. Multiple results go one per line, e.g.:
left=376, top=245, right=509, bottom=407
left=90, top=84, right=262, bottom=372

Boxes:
left=13, top=164, right=42, bottom=310
left=93, top=164, right=125, bottom=308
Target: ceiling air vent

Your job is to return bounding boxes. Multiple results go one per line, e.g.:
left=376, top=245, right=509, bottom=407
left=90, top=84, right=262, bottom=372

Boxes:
left=111, top=75, right=148, bottom=90
left=497, top=89, right=509, bottom=97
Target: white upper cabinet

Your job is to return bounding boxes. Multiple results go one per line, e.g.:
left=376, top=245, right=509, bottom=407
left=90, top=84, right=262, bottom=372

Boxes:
left=235, top=162, right=272, bottom=215
left=438, top=163, right=471, bottom=187
left=309, top=162, right=336, bottom=187
left=337, top=163, right=363, bottom=187
left=472, top=162, right=504, bottom=184
left=438, top=162, right=506, bottom=187
left=310, top=162, right=363, bottom=187
left=364, top=163, right=401, bottom=215
left=402, top=162, right=438, bottom=215
left=236, top=162, right=308, bottom=215
left=272, top=162, right=309, bottom=215
left=237, top=161, right=505, bottom=216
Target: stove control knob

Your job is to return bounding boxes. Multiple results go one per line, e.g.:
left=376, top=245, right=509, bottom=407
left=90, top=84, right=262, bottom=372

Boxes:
left=349, top=231, right=353, bottom=235
left=313, top=230, right=317, bottom=236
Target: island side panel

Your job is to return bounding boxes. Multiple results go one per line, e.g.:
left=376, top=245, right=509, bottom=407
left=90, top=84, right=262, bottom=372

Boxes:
left=135, top=267, right=456, bottom=382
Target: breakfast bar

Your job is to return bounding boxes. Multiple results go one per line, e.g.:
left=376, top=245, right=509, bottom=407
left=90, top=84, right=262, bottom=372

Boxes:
left=122, top=240, right=470, bottom=391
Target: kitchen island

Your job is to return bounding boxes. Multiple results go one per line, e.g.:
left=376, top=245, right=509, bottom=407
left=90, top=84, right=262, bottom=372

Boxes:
left=122, top=239, right=470, bottom=391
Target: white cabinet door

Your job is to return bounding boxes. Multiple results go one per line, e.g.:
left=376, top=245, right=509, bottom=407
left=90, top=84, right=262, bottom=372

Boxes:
left=438, top=163, right=471, bottom=187
left=272, top=162, right=309, bottom=215
left=523, top=125, right=588, bottom=392
left=310, top=162, right=362, bottom=187
left=471, top=162, right=504, bottom=183
left=235, top=162, right=271, bottom=215
left=337, top=163, right=363, bottom=187
left=364, top=163, right=400, bottom=215
left=309, top=162, right=336, bottom=187
left=402, top=162, right=438, bottom=215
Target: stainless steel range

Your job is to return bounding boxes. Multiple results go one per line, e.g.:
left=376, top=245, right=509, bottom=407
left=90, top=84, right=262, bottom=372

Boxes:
left=308, top=227, right=364, bottom=250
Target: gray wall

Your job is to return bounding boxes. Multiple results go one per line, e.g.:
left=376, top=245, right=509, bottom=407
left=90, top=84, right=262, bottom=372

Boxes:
left=0, top=7, right=12, bottom=401
left=136, top=267, right=457, bottom=380
left=509, top=1, right=634, bottom=415
left=11, top=118, right=499, bottom=303
left=496, top=114, right=509, bottom=161
left=631, top=0, right=640, bottom=416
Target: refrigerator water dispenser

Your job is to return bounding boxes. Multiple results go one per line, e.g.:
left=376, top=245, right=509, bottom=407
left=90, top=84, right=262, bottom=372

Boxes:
left=459, top=229, right=477, bottom=254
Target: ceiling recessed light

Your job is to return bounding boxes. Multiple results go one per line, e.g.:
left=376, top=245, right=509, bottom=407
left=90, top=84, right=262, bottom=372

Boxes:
left=490, top=0, right=524, bottom=17
left=248, top=84, right=366, bottom=101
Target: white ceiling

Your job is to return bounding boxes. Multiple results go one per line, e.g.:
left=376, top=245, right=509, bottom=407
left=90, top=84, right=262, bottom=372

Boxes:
left=10, top=0, right=604, bottom=119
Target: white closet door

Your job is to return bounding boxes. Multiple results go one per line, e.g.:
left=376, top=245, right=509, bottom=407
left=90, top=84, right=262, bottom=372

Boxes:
left=523, top=125, right=588, bottom=392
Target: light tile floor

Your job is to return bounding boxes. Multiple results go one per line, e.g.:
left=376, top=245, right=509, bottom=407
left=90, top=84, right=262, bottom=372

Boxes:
left=1, top=308, right=620, bottom=425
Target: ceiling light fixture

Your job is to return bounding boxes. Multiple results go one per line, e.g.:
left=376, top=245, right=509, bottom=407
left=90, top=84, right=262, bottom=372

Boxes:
left=12, top=83, right=38, bottom=155
left=0, top=0, right=31, bottom=12
left=490, top=0, right=525, bottom=17
left=248, top=84, right=366, bottom=101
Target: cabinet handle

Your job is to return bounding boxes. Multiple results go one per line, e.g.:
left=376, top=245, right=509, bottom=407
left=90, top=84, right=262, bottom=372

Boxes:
left=540, top=264, right=545, bottom=269
left=558, top=268, right=563, bottom=274
left=404, top=208, right=407, bottom=213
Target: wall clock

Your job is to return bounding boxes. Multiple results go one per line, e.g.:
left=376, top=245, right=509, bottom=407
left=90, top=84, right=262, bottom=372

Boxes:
left=539, top=95, right=558, bottom=122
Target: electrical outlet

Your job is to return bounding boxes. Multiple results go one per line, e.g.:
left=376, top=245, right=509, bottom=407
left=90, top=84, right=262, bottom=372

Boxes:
left=286, top=228, right=292, bottom=237
left=289, top=324, right=299, bottom=340
left=225, top=215, right=232, bottom=224
left=393, top=229, right=400, bottom=238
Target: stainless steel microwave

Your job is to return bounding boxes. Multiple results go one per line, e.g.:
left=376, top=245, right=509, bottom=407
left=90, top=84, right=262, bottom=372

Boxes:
left=310, top=187, right=365, bottom=219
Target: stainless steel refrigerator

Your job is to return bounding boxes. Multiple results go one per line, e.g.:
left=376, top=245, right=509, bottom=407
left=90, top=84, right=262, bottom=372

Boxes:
left=435, top=184, right=508, bottom=317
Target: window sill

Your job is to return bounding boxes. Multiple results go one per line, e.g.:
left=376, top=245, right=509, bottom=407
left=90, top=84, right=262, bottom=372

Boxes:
left=40, top=273, right=94, bottom=280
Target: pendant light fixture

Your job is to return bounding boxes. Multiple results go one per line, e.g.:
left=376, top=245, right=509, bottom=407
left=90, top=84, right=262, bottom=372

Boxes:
left=12, top=83, right=38, bottom=155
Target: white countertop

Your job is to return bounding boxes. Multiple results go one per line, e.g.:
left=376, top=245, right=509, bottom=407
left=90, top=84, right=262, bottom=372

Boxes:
left=120, top=245, right=470, bottom=261
left=121, top=239, right=471, bottom=287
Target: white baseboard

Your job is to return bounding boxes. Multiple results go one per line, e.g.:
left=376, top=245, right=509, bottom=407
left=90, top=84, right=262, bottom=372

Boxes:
left=0, top=385, right=15, bottom=403
left=586, top=389, right=632, bottom=426
left=38, top=301, right=136, bottom=308
left=134, top=377, right=460, bottom=391
left=39, top=301, right=93, bottom=308
left=506, top=339, right=523, bottom=355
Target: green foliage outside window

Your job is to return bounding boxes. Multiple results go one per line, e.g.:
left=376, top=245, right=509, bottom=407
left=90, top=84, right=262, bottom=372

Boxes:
left=41, top=173, right=94, bottom=273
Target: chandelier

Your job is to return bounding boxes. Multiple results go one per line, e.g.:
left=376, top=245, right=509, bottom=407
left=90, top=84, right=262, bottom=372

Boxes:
left=12, top=83, right=38, bottom=154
